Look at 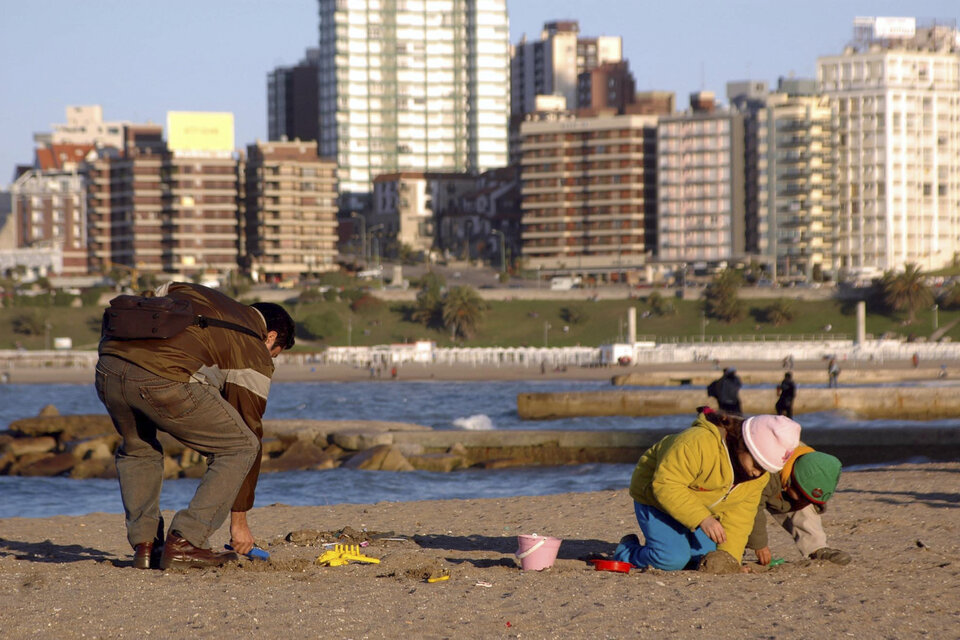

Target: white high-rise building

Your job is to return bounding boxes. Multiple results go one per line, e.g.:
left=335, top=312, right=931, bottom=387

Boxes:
left=818, top=17, right=960, bottom=275
left=318, top=0, right=510, bottom=211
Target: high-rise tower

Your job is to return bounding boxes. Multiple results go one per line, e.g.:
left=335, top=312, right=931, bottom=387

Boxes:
left=317, top=0, right=510, bottom=211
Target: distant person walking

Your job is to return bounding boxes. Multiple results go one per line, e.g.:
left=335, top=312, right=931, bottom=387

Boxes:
left=827, top=358, right=840, bottom=389
left=775, top=372, right=797, bottom=418
left=707, top=367, right=743, bottom=413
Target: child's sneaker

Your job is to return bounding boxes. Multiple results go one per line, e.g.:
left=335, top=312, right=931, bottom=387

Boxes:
left=613, top=534, right=640, bottom=565
left=809, top=547, right=851, bottom=565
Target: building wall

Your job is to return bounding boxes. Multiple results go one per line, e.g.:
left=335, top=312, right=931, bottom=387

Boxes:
left=657, top=111, right=746, bottom=265
left=818, top=25, right=960, bottom=273
left=758, top=92, right=838, bottom=280
left=268, top=49, right=321, bottom=143
left=11, top=169, right=87, bottom=275
left=318, top=0, right=509, bottom=209
left=244, top=140, right=338, bottom=281
left=519, top=113, right=658, bottom=281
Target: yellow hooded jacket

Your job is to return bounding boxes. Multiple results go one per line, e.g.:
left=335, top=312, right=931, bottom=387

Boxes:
left=628, top=413, right=770, bottom=562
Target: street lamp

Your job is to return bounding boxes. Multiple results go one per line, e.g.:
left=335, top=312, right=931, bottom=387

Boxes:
left=491, top=229, right=506, bottom=275
left=350, top=212, right=367, bottom=264
left=933, top=303, right=939, bottom=331
left=368, top=224, right=384, bottom=268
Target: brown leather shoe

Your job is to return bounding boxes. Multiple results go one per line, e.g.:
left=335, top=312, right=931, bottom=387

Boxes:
left=133, top=542, right=163, bottom=570
left=159, top=532, right=239, bottom=570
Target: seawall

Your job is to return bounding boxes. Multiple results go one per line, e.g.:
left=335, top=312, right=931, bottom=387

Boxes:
left=518, top=386, right=960, bottom=421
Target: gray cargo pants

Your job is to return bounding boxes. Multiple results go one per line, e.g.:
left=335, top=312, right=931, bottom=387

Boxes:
left=95, top=354, right=259, bottom=549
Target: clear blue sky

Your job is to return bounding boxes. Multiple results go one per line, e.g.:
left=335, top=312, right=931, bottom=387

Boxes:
left=1, top=1, right=956, bottom=186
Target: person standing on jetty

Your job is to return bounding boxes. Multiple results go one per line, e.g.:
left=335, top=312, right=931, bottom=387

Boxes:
left=827, top=357, right=841, bottom=388
left=775, top=372, right=797, bottom=418
left=707, top=367, right=743, bottom=413
left=613, top=409, right=800, bottom=572
left=747, top=449, right=850, bottom=566
left=96, top=282, right=295, bottom=570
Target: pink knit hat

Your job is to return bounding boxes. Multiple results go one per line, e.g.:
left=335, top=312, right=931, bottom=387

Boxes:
left=742, top=415, right=801, bottom=473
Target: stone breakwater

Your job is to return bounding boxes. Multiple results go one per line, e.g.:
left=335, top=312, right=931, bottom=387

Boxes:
left=0, top=407, right=664, bottom=480
left=3, top=402, right=960, bottom=478
left=519, top=386, right=960, bottom=421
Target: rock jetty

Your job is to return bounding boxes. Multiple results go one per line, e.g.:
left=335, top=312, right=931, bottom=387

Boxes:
left=0, top=406, right=664, bottom=480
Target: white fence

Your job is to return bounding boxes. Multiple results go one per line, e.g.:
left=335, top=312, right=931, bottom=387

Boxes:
left=5, top=339, right=960, bottom=372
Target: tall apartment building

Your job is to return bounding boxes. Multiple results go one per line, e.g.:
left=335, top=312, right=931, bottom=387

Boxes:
left=243, top=140, right=338, bottom=281
left=85, top=125, right=166, bottom=277
left=162, top=112, right=240, bottom=277
left=511, top=21, right=622, bottom=118
left=818, top=17, right=960, bottom=275
left=87, top=113, right=240, bottom=280
left=577, top=61, right=637, bottom=113
left=11, top=159, right=86, bottom=275
left=519, top=111, right=658, bottom=283
left=756, top=79, right=838, bottom=280
left=268, top=48, right=321, bottom=143
left=657, top=93, right=746, bottom=267
left=317, top=0, right=510, bottom=211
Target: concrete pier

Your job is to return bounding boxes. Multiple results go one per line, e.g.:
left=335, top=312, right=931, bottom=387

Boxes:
left=517, top=386, right=960, bottom=421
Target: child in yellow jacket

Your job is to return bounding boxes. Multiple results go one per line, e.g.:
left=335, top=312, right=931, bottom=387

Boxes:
left=614, top=409, right=801, bottom=571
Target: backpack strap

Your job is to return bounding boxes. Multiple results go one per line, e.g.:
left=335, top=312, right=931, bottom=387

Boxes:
left=194, top=315, right=263, bottom=340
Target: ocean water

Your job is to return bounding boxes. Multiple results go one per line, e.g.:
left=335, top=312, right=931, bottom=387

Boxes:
left=1, top=381, right=956, bottom=519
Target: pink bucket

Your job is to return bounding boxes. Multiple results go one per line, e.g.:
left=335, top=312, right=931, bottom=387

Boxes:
left=515, top=534, right=562, bottom=571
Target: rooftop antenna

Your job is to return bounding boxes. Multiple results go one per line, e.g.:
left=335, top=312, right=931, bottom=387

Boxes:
left=700, top=61, right=705, bottom=90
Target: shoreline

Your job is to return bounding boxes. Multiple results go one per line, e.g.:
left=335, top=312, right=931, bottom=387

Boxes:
left=0, top=461, right=957, bottom=638
left=1, top=357, right=956, bottom=385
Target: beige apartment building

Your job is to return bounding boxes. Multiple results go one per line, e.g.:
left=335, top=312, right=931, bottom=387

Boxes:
left=519, top=111, right=658, bottom=282
left=370, top=172, right=477, bottom=256
left=818, top=17, right=960, bottom=276
left=757, top=82, right=838, bottom=280
left=243, top=140, right=338, bottom=281
left=657, top=94, right=746, bottom=269
left=11, top=144, right=91, bottom=276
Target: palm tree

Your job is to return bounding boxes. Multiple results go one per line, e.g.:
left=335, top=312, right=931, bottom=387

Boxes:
left=704, top=268, right=744, bottom=323
left=880, top=263, right=933, bottom=324
left=442, top=285, right=486, bottom=339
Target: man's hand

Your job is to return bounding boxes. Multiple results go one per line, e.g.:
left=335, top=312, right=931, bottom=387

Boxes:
left=230, top=511, right=255, bottom=555
left=755, top=546, right=772, bottom=566
left=698, top=516, right=726, bottom=544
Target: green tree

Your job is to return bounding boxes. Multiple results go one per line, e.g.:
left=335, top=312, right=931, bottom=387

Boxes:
left=760, top=298, right=796, bottom=326
left=938, top=280, right=960, bottom=310
left=11, top=310, right=46, bottom=336
left=880, top=263, right=933, bottom=324
left=647, top=291, right=676, bottom=317
left=559, top=305, right=587, bottom=325
left=412, top=271, right=446, bottom=328
left=442, top=285, right=485, bottom=339
left=703, top=268, right=744, bottom=323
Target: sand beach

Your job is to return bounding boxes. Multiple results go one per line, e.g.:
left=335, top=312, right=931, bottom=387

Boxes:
left=0, top=461, right=958, bottom=639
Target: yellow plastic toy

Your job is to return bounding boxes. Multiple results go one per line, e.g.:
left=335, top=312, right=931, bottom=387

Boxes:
left=315, top=544, right=381, bottom=567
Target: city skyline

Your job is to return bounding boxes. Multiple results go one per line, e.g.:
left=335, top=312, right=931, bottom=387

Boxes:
left=1, top=1, right=956, bottom=186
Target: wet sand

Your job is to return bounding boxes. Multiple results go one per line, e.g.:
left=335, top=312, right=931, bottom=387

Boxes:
left=0, top=462, right=957, bottom=638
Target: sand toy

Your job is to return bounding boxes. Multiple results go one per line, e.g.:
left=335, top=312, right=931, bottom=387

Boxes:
left=315, top=544, right=381, bottom=566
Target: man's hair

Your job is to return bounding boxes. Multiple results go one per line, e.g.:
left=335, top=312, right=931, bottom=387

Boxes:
left=250, top=302, right=296, bottom=350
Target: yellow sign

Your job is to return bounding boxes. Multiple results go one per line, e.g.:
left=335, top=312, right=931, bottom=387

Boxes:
left=166, top=111, right=235, bottom=152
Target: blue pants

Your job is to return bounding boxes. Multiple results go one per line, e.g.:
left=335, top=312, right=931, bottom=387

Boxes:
left=614, top=502, right=717, bottom=570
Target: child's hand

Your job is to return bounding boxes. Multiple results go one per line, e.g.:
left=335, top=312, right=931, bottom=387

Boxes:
left=756, top=546, right=772, bottom=565
left=698, top=516, right=726, bottom=544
